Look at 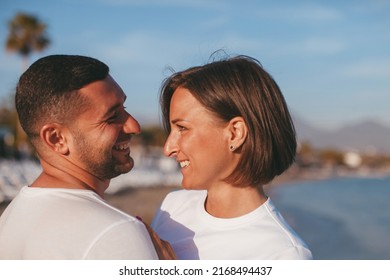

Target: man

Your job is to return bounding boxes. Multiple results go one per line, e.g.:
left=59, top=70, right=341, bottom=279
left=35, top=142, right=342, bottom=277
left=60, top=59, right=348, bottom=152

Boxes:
left=0, top=55, right=172, bottom=259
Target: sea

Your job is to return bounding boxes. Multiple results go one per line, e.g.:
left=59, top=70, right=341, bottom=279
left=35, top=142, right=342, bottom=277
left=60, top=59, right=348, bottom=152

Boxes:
left=269, top=176, right=390, bottom=260
left=1, top=158, right=389, bottom=260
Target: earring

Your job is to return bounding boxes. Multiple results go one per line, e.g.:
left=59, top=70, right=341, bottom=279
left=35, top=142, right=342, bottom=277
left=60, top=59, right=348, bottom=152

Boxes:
left=229, top=145, right=235, bottom=151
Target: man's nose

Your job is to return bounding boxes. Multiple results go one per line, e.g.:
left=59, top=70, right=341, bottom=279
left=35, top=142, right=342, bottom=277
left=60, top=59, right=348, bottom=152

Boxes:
left=123, top=113, right=141, bottom=135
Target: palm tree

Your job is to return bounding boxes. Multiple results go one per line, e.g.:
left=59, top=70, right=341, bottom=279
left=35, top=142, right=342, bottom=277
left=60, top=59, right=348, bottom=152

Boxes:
left=5, top=12, right=50, bottom=158
left=6, top=12, right=50, bottom=71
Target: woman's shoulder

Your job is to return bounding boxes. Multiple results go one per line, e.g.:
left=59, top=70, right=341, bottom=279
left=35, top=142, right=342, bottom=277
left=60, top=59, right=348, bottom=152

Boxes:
left=165, top=189, right=205, bottom=200
left=161, top=189, right=206, bottom=209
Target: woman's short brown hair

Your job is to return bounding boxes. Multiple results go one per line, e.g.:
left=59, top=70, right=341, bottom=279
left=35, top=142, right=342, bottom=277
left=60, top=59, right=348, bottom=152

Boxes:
left=160, top=55, right=296, bottom=186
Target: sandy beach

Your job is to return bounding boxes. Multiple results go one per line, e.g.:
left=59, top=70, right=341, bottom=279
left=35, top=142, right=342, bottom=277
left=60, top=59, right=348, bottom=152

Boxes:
left=104, top=186, right=179, bottom=224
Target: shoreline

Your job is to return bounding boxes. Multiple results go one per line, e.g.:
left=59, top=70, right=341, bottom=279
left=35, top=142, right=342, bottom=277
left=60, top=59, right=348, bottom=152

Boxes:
left=1, top=166, right=388, bottom=224
left=0, top=166, right=303, bottom=222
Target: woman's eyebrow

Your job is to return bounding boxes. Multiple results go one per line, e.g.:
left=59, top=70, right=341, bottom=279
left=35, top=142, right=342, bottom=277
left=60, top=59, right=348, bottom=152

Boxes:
left=171, top=118, right=188, bottom=124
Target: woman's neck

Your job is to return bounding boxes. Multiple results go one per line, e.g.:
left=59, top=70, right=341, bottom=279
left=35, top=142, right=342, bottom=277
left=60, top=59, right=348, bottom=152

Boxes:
left=205, top=184, right=267, bottom=218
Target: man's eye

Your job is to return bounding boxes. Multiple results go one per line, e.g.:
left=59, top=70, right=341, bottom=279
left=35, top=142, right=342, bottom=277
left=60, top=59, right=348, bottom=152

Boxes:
left=107, top=113, right=118, bottom=122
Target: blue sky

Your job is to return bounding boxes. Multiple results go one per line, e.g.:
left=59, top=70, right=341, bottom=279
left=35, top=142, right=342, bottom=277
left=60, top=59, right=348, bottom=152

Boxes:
left=1, top=0, right=389, bottom=129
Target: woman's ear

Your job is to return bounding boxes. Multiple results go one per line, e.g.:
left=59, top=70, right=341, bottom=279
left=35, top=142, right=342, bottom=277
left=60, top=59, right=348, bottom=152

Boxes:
left=39, top=124, right=69, bottom=155
left=227, top=116, right=248, bottom=151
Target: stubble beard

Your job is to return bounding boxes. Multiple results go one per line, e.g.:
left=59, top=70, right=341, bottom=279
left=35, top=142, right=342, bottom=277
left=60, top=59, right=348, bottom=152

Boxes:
left=73, top=131, right=134, bottom=180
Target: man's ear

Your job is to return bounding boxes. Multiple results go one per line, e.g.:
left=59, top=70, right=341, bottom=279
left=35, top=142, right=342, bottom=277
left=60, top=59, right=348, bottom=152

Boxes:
left=227, top=116, right=248, bottom=152
left=39, top=124, right=70, bottom=155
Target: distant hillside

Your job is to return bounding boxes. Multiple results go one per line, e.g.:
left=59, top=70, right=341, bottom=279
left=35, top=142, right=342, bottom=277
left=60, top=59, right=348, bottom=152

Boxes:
left=293, top=116, right=390, bottom=153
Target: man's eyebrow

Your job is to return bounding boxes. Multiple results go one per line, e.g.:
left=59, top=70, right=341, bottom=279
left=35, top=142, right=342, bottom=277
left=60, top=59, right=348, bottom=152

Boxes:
left=102, top=95, right=127, bottom=119
left=102, top=104, right=121, bottom=119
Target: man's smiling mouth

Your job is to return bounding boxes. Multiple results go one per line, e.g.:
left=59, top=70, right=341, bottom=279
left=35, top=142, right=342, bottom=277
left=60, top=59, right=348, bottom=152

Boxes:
left=113, top=142, right=130, bottom=151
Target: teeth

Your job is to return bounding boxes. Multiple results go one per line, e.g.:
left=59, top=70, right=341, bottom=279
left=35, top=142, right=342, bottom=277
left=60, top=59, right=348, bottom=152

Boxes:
left=114, top=142, right=130, bottom=150
left=180, top=160, right=190, bottom=168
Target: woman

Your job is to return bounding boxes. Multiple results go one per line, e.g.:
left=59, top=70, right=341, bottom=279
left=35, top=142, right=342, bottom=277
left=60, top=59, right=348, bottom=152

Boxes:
left=151, top=55, right=312, bottom=260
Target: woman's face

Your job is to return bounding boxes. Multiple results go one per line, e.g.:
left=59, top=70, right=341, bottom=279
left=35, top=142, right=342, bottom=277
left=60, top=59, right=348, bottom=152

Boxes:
left=163, top=87, right=236, bottom=191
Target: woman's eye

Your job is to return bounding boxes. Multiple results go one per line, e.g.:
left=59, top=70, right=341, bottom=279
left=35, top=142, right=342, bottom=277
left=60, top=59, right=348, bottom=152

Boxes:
left=177, top=125, right=186, bottom=132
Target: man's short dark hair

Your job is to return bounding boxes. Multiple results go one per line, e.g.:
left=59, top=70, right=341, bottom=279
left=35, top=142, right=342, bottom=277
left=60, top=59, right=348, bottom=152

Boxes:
left=15, top=55, right=109, bottom=141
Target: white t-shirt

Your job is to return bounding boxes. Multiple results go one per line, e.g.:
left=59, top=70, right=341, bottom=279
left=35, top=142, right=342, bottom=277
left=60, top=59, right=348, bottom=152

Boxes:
left=152, top=190, right=312, bottom=260
left=0, top=186, right=158, bottom=260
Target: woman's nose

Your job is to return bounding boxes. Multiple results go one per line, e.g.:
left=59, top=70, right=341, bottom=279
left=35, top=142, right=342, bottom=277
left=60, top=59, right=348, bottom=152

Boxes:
left=163, top=132, right=178, bottom=158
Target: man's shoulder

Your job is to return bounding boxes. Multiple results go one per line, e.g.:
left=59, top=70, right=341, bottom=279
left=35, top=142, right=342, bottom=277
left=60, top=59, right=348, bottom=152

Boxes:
left=14, top=187, right=137, bottom=224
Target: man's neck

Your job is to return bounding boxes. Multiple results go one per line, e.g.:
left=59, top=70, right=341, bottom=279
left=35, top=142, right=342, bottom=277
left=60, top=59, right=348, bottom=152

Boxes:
left=31, top=158, right=109, bottom=198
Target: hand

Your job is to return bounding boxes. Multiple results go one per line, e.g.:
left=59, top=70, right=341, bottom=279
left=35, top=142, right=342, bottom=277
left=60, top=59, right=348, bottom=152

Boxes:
left=142, top=221, right=177, bottom=260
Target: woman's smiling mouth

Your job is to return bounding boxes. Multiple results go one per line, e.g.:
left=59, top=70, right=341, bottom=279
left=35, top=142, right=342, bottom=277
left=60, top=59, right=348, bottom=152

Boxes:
left=179, top=160, right=190, bottom=168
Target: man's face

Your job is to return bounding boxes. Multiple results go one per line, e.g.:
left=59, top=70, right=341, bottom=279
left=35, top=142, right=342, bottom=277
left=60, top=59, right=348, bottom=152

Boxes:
left=68, top=75, right=140, bottom=180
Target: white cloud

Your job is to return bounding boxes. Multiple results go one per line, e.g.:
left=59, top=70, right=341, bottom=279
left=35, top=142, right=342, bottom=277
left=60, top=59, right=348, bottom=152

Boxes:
left=256, top=36, right=347, bottom=57
left=95, top=30, right=200, bottom=67
left=197, top=14, right=230, bottom=30
left=256, top=3, right=343, bottom=22
left=97, top=0, right=224, bottom=9
left=300, top=37, right=347, bottom=54
left=341, top=58, right=390, bottom=79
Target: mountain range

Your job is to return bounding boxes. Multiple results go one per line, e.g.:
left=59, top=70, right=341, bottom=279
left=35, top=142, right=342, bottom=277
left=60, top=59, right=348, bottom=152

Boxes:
left=293, top=115, right=390, bottom=154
